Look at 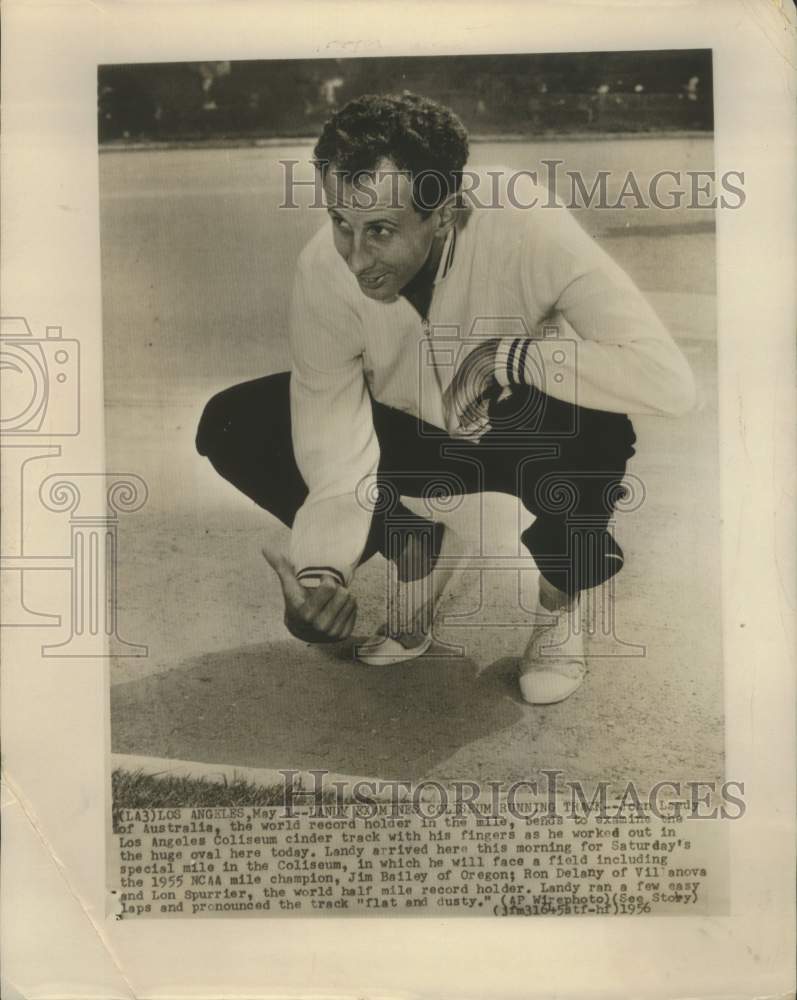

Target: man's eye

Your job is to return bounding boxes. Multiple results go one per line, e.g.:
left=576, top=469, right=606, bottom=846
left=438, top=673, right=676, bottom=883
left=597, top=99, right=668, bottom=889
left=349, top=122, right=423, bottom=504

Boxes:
left=331, top=216, right=350, bottom=231
left=369, top=226, right=393, bottom=239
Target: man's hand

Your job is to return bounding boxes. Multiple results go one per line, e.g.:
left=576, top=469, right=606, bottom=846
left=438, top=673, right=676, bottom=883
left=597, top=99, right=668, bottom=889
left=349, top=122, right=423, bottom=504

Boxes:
left=262, top=542, right=357, bottom=643
left=442, top=338, right=502, bottom=439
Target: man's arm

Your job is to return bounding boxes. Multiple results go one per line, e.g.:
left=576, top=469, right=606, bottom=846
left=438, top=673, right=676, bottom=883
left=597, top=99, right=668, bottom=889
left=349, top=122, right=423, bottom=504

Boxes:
left=442, top=201, right=697, bottom=436
left=262, top=538, right=358, bottom=644
left=514, top=203, right=698, bottom=417
left=288, top=253, right=379, bottom=591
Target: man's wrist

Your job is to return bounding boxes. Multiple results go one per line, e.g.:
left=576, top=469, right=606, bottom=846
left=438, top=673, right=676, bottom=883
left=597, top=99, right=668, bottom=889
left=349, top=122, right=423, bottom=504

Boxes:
left=296, top=566, right=346, bottom=588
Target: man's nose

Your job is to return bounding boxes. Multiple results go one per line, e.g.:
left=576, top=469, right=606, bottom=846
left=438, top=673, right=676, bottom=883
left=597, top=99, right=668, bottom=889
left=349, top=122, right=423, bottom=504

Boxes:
left=346, top=234, right=375, bottom=276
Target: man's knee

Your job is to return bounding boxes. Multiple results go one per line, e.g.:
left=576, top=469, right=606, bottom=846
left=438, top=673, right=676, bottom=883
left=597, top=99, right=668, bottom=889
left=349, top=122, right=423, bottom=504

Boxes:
left=195, top=373, right=289, bottom=461
left=575, top=411, right=637, bottom=466
left=522, top=519, right=624, bottom=597
left=196, top=389, right=232, bottom=459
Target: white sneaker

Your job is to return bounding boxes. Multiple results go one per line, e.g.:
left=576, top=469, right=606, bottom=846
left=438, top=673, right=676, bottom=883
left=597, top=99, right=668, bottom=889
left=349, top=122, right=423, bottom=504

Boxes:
left=356, top=627, right=433, bottom=666
left=518, top=598, right=586, bottom=704
left=356, top=524, right=464, bottom=666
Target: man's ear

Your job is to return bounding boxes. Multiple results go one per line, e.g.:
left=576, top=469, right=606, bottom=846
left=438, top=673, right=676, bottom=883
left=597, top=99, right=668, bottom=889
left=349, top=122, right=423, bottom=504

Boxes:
left=432, top=193, right=458, bottom=236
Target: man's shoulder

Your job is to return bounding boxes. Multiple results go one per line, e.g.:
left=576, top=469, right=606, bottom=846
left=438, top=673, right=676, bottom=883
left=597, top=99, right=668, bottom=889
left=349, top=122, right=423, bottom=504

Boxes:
left=293, top=221, right=360, bottom=304
left=463, top=165, right=558, bottom=243
left=462, top=164, right=596, bottom=270
left=296, top=220, right=337, bottom=271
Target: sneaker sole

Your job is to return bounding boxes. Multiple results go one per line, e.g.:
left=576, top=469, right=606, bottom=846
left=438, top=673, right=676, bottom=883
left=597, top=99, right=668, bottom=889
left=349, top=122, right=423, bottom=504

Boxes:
left=356, top=634, right=433, bottom=666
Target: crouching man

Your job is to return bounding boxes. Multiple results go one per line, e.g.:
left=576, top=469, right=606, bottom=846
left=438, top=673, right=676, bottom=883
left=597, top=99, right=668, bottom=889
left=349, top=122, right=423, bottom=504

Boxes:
left=196, top=92, right=696, bottom=705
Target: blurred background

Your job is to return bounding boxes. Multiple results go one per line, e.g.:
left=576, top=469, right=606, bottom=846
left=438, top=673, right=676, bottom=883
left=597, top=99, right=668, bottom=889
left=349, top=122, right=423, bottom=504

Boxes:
left=98, top=50, right=713, bottom=145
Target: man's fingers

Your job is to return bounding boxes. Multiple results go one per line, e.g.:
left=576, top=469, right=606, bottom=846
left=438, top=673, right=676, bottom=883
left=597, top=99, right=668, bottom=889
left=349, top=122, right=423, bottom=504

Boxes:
left=444, top=341, right=500, bottom=437
left=461, top=400, right=480, bottom=426
left=261, top=546, right=306, bottom=606
left=454, top=395, right=490, bottom=437
left=300, top=579, right=339, bottom=619
left=309, top=597, right=356, bottom=642
left=446, top=386, right=475, bottom=433
left=313, top=586, right=353, bottom=632
left=445, top=404, right=461, bottom=435
left=260, top=535, right=282, bottom=569
left=328, top=601, right=357, bottom=640
left=335, top=595, right=357, bottom=632
left=340, top=605, right=357, bottom=639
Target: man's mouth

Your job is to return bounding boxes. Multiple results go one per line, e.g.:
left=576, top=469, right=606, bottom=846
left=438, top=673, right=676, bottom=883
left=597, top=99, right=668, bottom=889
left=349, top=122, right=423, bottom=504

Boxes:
left=358, top=272, right=388, bottom=290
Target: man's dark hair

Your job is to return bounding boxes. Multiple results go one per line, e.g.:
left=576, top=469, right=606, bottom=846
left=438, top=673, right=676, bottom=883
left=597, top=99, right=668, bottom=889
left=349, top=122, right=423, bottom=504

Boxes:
left=313, top=92, right=470, bottom=215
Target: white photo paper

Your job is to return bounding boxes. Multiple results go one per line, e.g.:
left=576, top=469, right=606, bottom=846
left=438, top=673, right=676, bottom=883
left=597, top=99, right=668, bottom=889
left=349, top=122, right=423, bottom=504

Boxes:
left=1, top=1, right=795, bottom=997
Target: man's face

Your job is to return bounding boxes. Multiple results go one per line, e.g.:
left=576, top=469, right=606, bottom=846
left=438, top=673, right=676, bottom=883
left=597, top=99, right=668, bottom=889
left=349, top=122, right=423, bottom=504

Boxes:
left=322, top=159, right=441, bottom=303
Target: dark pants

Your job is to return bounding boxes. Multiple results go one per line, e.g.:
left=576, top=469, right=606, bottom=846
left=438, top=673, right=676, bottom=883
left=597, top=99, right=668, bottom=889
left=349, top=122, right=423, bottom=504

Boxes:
left=195, top=372, right=636, bottom=597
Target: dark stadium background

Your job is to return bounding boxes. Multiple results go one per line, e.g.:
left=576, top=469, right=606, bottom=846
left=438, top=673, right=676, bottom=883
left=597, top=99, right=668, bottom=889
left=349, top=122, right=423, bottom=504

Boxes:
left=98, top=50, right=712, bottom=144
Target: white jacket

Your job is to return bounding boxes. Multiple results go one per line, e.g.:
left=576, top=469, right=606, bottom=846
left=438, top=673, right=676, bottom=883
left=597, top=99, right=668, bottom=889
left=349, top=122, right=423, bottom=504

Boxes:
left=288, top=176, right=696, bottom=586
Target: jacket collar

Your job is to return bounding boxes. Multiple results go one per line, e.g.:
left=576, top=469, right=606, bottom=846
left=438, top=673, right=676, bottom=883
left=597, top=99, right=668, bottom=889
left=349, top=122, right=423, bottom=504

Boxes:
left=433, top=225, right=457, bottom=285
